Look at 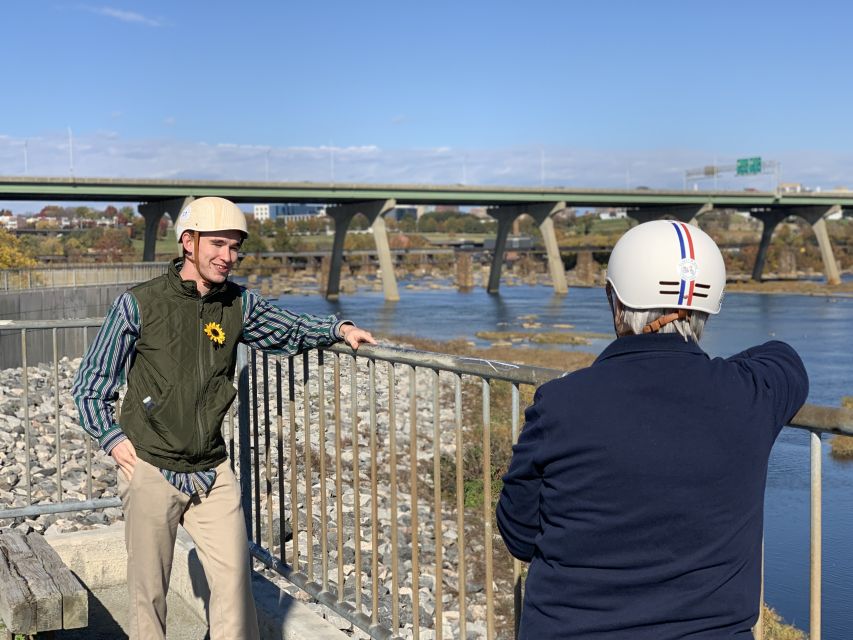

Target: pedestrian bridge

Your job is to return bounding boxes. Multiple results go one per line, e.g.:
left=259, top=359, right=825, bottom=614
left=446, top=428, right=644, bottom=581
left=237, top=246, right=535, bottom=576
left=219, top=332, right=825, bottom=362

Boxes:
left=0, top=318, right=851, bottom=639
left=2, top=176, right=851, bottom=299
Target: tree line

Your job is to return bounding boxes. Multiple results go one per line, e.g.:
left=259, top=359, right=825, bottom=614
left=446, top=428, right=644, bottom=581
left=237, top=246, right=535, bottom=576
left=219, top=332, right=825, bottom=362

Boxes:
left=1, top=204, right=849, bottom=276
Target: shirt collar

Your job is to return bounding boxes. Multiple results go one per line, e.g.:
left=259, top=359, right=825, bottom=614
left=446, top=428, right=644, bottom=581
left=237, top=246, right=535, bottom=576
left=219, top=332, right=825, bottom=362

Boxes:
left=167, top=258, right=227, bottom=299
left=594, top=332, right=707, bottom=365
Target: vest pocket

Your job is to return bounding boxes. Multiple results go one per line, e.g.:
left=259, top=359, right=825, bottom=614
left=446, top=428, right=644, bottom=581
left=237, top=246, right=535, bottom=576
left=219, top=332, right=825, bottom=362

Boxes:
left=129, top=363, right=179, bottom=447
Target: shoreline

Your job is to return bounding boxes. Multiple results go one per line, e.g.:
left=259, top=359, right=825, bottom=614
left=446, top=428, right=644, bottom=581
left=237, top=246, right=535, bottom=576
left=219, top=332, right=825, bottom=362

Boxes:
left=252, top=273, right=853, bottom=299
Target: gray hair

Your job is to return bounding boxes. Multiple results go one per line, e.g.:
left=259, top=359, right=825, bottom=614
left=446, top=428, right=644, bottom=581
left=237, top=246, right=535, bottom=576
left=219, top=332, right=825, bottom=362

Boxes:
left=614, top=302, right=709, bottom=342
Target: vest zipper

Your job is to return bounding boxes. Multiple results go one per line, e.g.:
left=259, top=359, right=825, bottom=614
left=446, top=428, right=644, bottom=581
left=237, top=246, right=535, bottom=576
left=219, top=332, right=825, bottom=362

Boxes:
left=196, top=298, right=205, bottom=459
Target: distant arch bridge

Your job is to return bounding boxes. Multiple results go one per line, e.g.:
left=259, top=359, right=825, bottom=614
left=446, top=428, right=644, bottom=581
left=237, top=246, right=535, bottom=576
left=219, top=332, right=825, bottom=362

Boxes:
left=1, top=176, right=850, bottom=299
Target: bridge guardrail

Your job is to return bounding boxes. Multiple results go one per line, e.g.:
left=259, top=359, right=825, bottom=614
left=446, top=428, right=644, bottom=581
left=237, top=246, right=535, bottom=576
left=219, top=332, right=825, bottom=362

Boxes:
left=0, top=319, right=850, bottom=639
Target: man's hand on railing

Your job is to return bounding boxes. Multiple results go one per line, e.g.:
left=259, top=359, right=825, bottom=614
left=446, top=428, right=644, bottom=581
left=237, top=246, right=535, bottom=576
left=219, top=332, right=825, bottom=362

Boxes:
left=339, top=324, right=377, bottom=350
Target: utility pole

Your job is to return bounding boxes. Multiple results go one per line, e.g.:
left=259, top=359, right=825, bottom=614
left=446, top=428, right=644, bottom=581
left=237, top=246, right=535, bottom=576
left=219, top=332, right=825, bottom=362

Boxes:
left=68, top=127, right=74, bottom=176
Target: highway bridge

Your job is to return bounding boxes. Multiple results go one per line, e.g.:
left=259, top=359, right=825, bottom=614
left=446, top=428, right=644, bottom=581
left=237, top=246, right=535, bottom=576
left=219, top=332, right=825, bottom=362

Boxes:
left=2, top=176, right=850, bottom=299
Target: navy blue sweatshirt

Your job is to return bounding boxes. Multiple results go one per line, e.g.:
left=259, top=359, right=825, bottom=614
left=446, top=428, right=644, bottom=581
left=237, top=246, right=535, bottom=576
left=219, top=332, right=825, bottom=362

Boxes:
left=497, top=334, right=808, bottom=639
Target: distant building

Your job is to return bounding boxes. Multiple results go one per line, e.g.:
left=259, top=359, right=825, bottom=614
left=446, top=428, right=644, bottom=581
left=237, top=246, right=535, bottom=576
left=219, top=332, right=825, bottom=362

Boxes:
left=253, top=204, right=325, bottom=222
left=597, top=208, right=628, bottom=220
left=778, top=182, right=803, bottom=193
left=0, top=212, right=17, bottom=230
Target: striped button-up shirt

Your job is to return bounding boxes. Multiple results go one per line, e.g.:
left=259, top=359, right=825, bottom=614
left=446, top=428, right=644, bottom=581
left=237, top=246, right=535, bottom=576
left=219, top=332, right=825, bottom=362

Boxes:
left=72, top=287, right=348, bottom=495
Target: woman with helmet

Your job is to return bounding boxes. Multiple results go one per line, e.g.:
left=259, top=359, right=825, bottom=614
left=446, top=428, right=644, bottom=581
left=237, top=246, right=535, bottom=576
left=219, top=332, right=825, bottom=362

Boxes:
left=497, top=220, right=808, bottom=639
left=73, top=196, right=376, bottom=640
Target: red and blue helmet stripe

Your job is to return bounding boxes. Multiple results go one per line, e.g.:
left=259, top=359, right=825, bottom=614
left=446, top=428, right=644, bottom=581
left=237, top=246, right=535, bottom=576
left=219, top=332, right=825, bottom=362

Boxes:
left=670, top=221, right=696, bottom=306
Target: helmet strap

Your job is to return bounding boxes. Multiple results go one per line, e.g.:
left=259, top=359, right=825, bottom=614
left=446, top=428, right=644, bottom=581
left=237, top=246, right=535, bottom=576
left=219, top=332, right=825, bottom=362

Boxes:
left=642, top=309, right=689, bottom=334
left=192, top=231, right=200, bottom=268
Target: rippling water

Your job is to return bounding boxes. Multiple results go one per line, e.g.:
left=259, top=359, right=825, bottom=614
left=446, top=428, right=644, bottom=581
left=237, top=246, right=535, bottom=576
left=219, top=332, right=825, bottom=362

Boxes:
left=274, top=279, right=853, bottom=637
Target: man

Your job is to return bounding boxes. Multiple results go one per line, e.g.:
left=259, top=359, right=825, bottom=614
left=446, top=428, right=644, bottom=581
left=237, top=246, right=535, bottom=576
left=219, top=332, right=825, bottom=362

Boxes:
left=72, top=196, right=376, bottom=640
left=497, top=220, right=808, bottom=639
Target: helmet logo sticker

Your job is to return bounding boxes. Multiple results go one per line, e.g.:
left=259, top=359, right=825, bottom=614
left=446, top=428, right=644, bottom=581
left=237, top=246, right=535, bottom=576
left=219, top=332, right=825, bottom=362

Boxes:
left=678, top=258, right=698, bottom=281
left=180, top=207, right=191, bottom=219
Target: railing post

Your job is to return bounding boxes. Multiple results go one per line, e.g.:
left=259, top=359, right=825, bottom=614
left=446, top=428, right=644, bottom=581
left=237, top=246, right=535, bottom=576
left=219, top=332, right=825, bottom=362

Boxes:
left=810, top=430, right=822, bottom=640
left=21, top=329, right=32, bottom=504
left=236, top=344, right=253, bottom=543
left=482, top=378, right=495, bottom=640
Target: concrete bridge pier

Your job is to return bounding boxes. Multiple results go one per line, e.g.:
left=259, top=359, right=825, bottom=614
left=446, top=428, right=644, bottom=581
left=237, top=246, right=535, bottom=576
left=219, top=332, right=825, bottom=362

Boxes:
left=486, top=202, right=568, bottom=294
left=486, top=207, right=515, bottom=293
left=138, top=197, right=195, bottom=261
left=750, top=207, right=841, bottom=283
left=750, top=210, right=789, bottom=281
left=529, top=202, right=569, bottom=295
left=789, top=205, right=842, bottom=285
left=325, top=199, right=398, bottom=301
left=627, top=203, right=712, bottom=225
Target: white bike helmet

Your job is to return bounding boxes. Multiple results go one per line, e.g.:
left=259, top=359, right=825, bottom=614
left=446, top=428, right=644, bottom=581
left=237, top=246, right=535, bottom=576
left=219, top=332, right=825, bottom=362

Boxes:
left=606, top=220, right=726, bottom=315
left=175, top=197, right=248, bottom=243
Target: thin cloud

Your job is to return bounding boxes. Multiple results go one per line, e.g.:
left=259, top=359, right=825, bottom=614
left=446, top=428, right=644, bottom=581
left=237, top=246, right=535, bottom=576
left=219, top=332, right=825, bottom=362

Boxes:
left=2, top=132, right=852, bottom=207
left=81, top=6, right=163, bottom=27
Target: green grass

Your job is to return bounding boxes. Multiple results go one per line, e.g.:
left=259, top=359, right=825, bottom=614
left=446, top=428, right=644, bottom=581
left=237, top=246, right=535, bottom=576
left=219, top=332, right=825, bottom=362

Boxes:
left=0, top=620, right=25, bottom=640
left=130, top=237, right=176, bottom=260
left=761, top=604, right=808, bottom=639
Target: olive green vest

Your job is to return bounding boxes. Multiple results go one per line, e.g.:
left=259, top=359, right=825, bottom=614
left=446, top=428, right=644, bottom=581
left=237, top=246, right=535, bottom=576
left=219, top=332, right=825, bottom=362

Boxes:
left=120, top=259, right=243, bottom=472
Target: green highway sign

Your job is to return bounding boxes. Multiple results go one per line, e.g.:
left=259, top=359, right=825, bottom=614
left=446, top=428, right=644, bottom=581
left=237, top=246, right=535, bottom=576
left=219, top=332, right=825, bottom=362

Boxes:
left=736, top=156, right=762, bottom=175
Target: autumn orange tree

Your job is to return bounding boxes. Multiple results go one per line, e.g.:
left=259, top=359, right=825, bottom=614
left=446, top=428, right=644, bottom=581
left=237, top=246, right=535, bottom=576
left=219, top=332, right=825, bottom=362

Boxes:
left=0, top=227, right=37, bottom=269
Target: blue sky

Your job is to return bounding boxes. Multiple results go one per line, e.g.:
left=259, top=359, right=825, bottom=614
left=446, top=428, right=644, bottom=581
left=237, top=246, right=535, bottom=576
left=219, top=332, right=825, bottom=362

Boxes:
left=2, top=1, right=852, bottom=211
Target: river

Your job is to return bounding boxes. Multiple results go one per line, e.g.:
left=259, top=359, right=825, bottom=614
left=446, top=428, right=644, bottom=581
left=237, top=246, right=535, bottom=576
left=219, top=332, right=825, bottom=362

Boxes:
left=273, top=278, right=853, bottom=638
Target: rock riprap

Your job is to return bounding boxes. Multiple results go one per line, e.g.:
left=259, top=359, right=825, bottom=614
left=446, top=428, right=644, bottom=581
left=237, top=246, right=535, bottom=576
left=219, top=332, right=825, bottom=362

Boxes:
left=0, top=353, right=516, bottom=639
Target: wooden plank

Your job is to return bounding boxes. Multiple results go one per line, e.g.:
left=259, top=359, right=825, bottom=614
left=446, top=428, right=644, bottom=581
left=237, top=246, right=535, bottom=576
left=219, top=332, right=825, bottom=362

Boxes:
left=0, top=533, right=35, bottom=634
left=0, top=532, right=61, bottom=633
left=27, top=533, right=88, bottom=630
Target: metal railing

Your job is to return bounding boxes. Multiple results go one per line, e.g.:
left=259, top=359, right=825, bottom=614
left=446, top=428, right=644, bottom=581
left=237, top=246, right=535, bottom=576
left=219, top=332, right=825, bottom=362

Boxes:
left=1, top=319, right=851, bottom=640
left=0, top=262, right=169, bottom=291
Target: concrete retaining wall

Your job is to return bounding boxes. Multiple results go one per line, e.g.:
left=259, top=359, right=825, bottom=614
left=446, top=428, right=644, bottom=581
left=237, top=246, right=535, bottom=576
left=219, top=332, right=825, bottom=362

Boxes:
left=0, top=285, right=126, bottom=369
left=46, top=524, right=346, bottom=639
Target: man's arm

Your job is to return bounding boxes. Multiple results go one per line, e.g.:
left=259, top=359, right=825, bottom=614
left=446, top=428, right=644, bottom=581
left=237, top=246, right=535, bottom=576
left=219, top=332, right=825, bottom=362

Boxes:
left=71, top=292, right=139, bottom=458
left=496, top=388, right=548, bottom=562
left=241, top=288, right=375, bottom=353
left=728, top=340, right=809, bottom=426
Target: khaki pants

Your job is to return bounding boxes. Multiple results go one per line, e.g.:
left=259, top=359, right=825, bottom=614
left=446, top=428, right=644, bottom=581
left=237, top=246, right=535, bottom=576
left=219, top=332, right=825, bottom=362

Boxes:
left=118, top=458, right=260, bottom=640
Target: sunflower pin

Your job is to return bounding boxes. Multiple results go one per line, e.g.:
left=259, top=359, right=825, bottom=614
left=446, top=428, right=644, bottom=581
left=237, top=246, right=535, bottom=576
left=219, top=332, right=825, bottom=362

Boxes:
left=203, top=321, right=226, bottom=346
